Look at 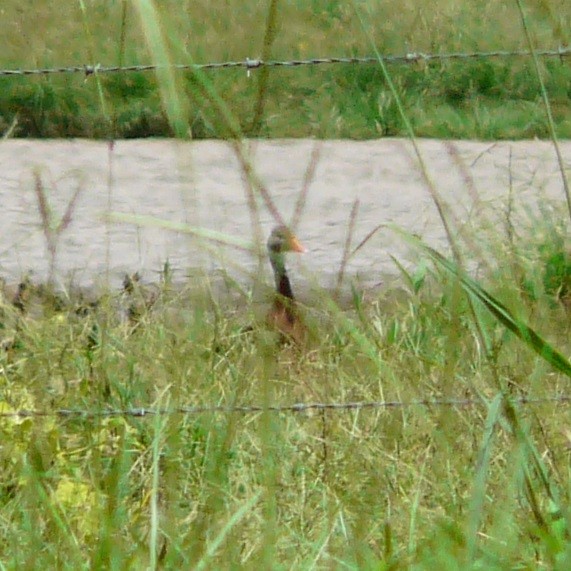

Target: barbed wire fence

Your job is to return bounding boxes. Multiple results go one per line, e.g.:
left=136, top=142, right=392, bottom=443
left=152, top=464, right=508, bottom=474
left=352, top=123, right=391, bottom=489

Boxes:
left=1, top=46, right=570, bottom=421
left=0, top=394, right=569, bottom=420
left=1, top=47, right=570, bottom=78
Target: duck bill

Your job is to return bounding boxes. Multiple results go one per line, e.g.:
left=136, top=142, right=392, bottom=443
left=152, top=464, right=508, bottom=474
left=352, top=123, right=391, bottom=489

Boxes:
left=289, top=235, right=307, bottom=253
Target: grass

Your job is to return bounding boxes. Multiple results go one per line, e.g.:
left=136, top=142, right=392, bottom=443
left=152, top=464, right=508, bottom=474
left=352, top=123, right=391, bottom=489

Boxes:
left=0, top=0, right=570, bottom=139
left=1, top=190, right=571, bottom=568
left=1, top=0, right=571, bottom=567
left=0, top=224, right=571, bottom=568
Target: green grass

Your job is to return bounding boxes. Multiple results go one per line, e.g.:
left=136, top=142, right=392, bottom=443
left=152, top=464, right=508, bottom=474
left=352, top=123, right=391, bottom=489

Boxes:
left=1, top=0, right=570, bottom=139
left=1, top=0, right=571, bottom=567
left=0, top=207, right=571, bottom=568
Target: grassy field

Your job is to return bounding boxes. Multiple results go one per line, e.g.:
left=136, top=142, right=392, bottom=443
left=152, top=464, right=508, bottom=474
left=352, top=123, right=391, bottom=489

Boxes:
left=0, top=0, right=570, bottom=139
left=1, top=0, right=571, bottom=568
left=1, top=207, right=571, bottom=568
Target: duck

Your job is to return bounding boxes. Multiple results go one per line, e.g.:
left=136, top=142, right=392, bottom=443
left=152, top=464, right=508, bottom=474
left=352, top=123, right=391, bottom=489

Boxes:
left=266, top=225, right=307, bottom=343
left=12, top=276, right=32, bottom=313
left=121, top=272, right=157, bottom=328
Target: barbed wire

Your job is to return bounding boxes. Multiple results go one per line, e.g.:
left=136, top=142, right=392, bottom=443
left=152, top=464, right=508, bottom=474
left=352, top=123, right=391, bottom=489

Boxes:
left=1, top=47, right=569, bottom=78
left=0, top=394, right=569, bottom=420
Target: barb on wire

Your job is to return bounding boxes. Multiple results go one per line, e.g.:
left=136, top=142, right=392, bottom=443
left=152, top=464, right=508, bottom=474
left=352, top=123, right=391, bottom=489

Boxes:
left=0, top=47, right=569, bottom=77
left=0, top=394, right=569, bottom=420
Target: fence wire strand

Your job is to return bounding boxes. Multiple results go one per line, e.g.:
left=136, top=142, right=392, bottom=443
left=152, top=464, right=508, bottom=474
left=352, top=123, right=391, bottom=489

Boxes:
left=2, top=44, right=570, bottom=420
left=0, top=394, right=569, bottom=420
left=1, top=47, right=570, bottom=77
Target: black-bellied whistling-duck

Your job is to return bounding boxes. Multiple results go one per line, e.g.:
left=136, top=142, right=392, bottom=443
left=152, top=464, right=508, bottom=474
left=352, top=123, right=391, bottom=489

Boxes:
left=267, top=225, right=307, bottom=342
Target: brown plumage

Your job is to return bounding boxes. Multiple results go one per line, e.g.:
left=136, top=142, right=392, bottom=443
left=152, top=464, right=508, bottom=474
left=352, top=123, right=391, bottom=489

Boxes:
left=266, top=225, right=307, bottom=343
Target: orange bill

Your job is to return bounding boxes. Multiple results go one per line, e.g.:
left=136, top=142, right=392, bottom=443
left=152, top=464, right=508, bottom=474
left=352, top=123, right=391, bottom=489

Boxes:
left=288, top=234, right=307, bottom=253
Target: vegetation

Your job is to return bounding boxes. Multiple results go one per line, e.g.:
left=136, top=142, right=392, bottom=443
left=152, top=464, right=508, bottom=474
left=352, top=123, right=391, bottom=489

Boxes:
left=0, top=0, right=570, bottom=139
left=0, top=0, right=570, bottom=568
left=0, top=206, right=571, bottom=568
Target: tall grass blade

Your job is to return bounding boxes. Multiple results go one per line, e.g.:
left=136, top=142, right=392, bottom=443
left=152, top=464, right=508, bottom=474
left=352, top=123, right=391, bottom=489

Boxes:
left=130, top=10, right=286, bottom=224
left=250, top=0, right=280, bottom=136
left=194, top=493, right=261, bottom=571
left=149, top=397, right=168, bottom=570
left=133, top=0, right=187, bottom=137
left=291, top=141, right=322, bottom=231
left=402, top=234, right=571, bottom=378
left=408, top=446, right=430, bottom=556
left=467, top=393, right=502, bottom=562
left=348, top=223, right=385, bottom=261
left=77, top=0, right=111, bottom=126
left=335, top=199, right=360, bottom=298
left=514, top=0, right=571, bottom=223
left=106, top=213, right=254, bottom=251
left=57, top=182, right=83, bottom=234
left=2, top=115, right=18, bottom=139
left=351, top=1, right=459, bottom=261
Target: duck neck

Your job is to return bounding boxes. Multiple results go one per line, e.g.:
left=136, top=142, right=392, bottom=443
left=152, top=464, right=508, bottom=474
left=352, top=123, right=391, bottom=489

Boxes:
left=270, top=251, right=295, bottom=300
